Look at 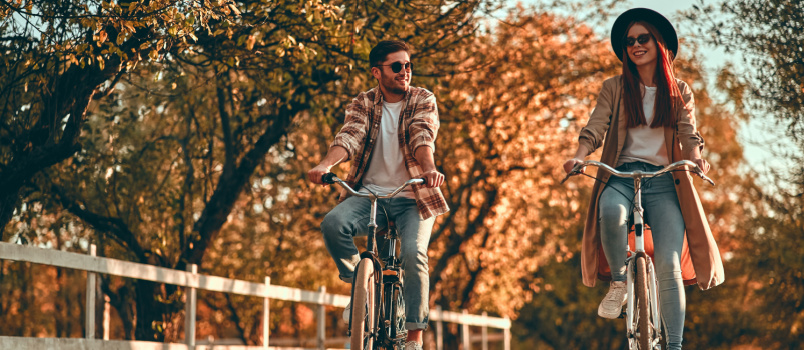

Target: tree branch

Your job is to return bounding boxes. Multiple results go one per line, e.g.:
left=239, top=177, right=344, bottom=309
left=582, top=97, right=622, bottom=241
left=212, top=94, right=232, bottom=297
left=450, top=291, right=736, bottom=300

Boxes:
left=52, top=185, right=147, bottom=262
left=178, top=103, right=298, bottom=269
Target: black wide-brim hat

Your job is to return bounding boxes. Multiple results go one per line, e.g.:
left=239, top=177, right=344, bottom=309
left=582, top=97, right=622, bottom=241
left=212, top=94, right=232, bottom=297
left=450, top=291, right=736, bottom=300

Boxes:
left=611, top=8, right=678, bottom=62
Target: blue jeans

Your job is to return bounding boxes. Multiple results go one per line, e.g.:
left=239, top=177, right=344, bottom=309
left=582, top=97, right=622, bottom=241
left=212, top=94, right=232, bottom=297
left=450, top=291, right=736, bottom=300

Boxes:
left=598, top=162, right=686, bottom=350
left=321, top=196, right=435, bottom=330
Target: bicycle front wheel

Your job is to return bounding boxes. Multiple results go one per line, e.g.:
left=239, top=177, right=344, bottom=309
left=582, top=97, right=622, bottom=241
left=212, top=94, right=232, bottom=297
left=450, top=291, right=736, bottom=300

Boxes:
left=386, top=282, right=406, bottom=341
left=635, top=255, right=653, bottom=349
left=351, top=259, right=376, bottom=350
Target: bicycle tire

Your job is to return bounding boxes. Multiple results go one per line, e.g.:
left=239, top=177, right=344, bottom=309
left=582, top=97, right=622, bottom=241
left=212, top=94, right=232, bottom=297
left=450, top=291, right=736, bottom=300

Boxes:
left=389, top=283, right=406, bottom=341
left=351, top=259, right=376, bottom=350
left=635, top=255, right=652, bottom=349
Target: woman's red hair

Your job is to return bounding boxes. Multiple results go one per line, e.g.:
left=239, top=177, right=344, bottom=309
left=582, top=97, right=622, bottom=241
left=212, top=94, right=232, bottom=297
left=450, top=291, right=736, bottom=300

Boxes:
left=621, top=21, right=683, bottom=129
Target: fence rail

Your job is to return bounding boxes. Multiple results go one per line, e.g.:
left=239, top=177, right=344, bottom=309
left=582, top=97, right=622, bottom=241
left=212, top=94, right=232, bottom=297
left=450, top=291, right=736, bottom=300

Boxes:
left=0, top=241, right=510, bottom=350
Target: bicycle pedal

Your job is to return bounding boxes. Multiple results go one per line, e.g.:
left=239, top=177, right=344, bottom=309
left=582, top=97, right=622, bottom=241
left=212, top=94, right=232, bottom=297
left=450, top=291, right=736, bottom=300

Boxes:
left=382, top=270, right=398, bottom=276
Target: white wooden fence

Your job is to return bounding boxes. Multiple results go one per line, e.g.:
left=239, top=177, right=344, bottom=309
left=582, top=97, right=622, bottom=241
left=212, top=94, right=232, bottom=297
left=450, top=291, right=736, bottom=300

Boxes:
left=0, top=242, right=511, bottom=350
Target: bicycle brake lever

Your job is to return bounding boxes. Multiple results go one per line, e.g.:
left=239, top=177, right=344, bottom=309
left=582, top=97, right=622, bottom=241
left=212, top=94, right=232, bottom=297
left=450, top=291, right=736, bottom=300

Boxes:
left=560, top=163, right=586, bottom=184
left=560, top=172, right=573, bottom=185
left=689, top=168, right=715, bottom=186
left=700, top=173, right=715, bottom=186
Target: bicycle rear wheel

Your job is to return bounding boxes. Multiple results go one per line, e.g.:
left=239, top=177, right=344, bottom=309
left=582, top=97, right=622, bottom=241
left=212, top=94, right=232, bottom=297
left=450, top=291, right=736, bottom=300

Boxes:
left=351, top=259, right=376, bottom=350
left=635, top=255, right=652, bottom=349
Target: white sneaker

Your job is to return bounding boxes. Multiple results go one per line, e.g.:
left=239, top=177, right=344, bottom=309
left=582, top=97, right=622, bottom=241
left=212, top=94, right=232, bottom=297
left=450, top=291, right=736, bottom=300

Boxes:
left=404, top=341, right=423, bottom=350
left=598, top=281, right=627, bottom=319
left=343, top=301, right=351, bottom=322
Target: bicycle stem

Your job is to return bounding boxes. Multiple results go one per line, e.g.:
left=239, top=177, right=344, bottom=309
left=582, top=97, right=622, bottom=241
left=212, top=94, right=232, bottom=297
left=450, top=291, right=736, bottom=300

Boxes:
left=368, top=198, right=378, bottom=254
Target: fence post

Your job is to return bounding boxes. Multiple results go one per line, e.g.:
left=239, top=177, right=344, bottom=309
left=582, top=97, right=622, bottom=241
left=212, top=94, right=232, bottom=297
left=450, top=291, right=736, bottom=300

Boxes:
left=481, top=311, right=488, bottom=350
left=503, top=316, right=511, bottom=350
left=185, top=264, right=197, bottom=348
left=85, top=244, right=96, bottom=339
left=317, top=286, right=326, bottom=350
left=435, top=305, right=443, bottom=350
left=263, top=277, right=271, bottom=349
left=461, top=309, right=470, bottom=350
left=103, top=295, right=111, bottom=340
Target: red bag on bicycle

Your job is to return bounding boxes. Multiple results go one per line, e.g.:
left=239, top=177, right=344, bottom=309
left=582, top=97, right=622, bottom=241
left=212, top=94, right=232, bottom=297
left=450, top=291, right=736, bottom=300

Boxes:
left=596, top=224, right=697, bottom=285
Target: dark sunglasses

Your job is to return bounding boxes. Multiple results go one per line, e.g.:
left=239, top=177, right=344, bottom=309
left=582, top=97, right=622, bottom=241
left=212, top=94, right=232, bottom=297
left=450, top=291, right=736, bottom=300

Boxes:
left=375, top=61, right=413, bottom=73
left=624, top=34, right=652, bottom=47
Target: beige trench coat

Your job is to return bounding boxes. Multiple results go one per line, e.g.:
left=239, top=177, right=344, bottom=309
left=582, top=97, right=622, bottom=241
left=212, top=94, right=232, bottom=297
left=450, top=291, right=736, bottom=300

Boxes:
left=577, top=75, right=725, bottom=290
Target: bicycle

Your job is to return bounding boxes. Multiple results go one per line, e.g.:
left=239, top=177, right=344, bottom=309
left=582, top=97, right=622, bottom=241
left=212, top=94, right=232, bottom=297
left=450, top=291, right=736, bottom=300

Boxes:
left=561, top=160, right=714, bottom=350
left=321, top=173, right=425, bottom=350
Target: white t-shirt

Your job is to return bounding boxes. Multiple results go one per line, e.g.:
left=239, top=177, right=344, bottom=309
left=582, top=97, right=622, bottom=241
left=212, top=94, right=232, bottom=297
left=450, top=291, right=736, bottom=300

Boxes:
left=618, top=86, right=670, bottom=166
left=360, top=100, right=415, bottom=199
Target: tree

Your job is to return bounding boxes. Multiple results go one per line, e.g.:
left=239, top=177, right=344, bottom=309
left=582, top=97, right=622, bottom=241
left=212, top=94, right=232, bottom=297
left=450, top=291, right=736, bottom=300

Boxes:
left=420, top=7, right=618, bottom=346
left=0, top=0, right=242, bottom=240
left=4, top=0, right=500, bottom=341
left=685, top=0, right=804, bottom=185
left=684, top=2, right=804, bottom=348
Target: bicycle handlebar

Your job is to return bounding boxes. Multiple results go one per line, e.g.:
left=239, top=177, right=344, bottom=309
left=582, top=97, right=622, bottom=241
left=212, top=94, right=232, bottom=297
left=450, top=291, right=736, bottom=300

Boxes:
left=560, top=160, right=715, bottom=186
left=321, top=173, right=426, bottom=198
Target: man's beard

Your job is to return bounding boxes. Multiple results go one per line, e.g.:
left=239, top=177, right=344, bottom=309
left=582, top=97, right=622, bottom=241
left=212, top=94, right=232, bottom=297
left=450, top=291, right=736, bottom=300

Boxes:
left=383, top=76, right=408, bottom=95
left=388, top=86, right=407, bottom=94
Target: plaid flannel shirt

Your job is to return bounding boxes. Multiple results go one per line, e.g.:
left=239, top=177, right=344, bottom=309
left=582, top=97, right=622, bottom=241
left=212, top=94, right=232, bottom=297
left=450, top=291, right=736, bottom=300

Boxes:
left=330, top=86, right=449, bottom=220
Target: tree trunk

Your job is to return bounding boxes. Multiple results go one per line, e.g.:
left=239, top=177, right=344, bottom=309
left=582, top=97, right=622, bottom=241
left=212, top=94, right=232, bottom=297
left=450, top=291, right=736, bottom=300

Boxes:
left=134, top=279, right=169, bottom=341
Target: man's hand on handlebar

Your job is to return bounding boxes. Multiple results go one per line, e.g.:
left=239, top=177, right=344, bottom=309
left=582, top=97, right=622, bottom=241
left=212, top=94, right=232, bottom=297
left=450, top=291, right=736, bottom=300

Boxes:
left=421, top=170, right=445, bottom=188
left=307, top=164, right=332, bottom=185
left=312, top=168, right=443, bottom=189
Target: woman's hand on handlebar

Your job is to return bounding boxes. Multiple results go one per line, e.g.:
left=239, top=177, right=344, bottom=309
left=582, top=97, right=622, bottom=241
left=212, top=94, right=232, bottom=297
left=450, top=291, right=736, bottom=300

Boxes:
left=690, top=157, right=710, bottom=175
left=307, top=164, right=331, bottom=185
left=421, top=170, right=445, bottom=188
left=563, top=158, right=585, bottom=174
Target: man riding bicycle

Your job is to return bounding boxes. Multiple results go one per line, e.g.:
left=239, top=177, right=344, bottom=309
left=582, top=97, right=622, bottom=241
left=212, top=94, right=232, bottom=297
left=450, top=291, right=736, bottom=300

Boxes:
left=307, top=40, right=448, bottom=350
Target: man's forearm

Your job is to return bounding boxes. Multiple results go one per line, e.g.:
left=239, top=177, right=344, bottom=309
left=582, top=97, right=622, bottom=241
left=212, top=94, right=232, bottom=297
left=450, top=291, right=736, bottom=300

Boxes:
left=321, top=145, right=349, bottom=168
left=414, top=145, right=445, bottom=188
left=414, top=145, right=437, bottom=172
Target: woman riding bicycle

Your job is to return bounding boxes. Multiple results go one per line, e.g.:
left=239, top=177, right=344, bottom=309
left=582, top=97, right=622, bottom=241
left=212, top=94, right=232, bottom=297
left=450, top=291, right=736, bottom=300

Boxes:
left=562, top=8, right=725, bottom=350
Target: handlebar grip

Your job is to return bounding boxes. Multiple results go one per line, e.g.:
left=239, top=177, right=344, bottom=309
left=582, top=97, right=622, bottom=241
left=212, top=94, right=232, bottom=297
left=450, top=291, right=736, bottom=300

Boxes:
left=321, top=173, right=337, bottom=184
left=688, top=164, right=716, bottom=186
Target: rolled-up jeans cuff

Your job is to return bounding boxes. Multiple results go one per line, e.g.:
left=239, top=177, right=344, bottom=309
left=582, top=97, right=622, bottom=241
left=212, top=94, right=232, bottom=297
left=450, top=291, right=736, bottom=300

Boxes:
left=405, top=322, right=428, bottom=331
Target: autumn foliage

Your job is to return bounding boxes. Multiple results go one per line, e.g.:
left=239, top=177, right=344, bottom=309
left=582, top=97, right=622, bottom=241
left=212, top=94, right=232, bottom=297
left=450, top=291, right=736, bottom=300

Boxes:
left=1, top=0, right=802, bottom=349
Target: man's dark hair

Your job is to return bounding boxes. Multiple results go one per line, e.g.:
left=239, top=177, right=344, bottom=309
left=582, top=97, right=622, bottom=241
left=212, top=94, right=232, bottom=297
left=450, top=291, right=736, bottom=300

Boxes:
left=369, top=40, right=411, bottom=67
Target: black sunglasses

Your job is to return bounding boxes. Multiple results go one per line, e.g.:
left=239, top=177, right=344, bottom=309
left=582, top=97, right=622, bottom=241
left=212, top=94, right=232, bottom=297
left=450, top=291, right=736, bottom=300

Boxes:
left=375, top=61, right=413, bottom=73
left=624, top=34, right=652, bottom=47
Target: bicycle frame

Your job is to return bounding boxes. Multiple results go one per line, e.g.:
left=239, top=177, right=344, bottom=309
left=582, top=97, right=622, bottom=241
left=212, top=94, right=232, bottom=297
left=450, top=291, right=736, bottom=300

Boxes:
left=322, top=173, right=424, bottom=348
left=324, top=173, right=423, bottom=266
left=622, top=173, right=662, bottom=349
left=562, top=160, right=714, bottom=350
